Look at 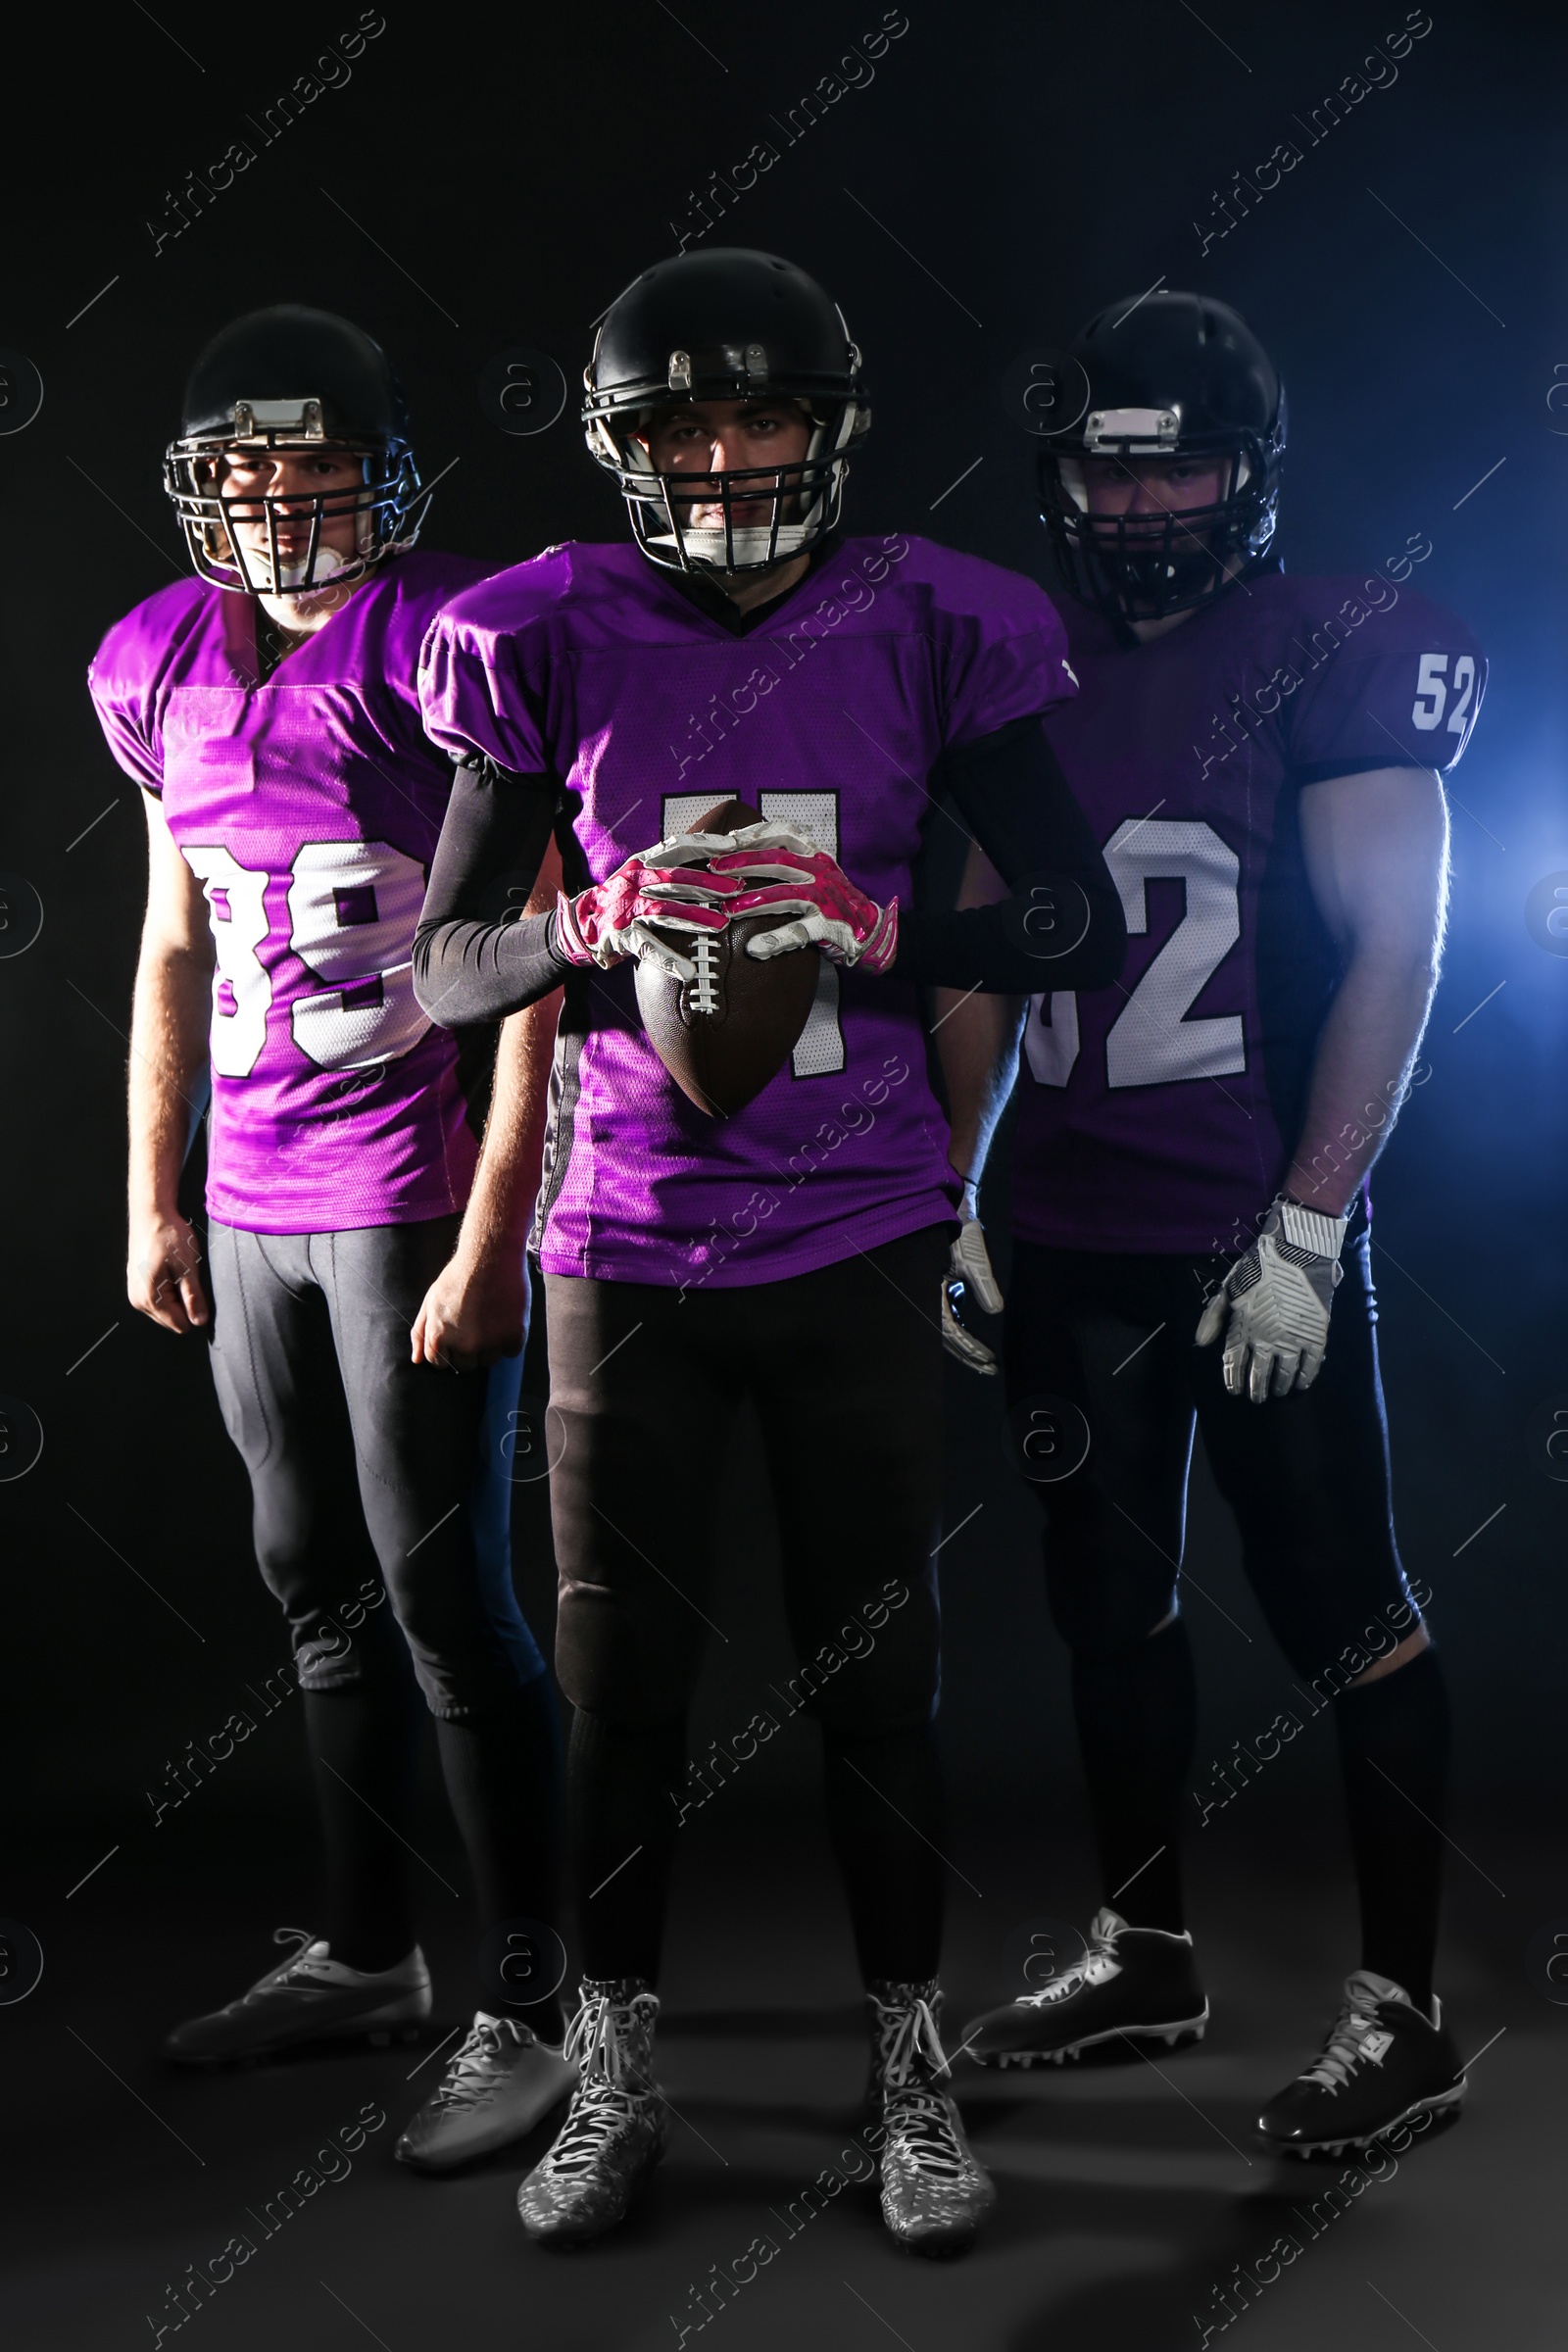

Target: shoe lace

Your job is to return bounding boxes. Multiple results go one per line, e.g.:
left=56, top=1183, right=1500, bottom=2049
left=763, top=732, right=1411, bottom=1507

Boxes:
left=1299, top=2001, right=1386, bottom=2092
left=430, top=2018, right=512, bottom=2111
left=1019, top=1921, right=1120, bottom=2009
left=547, top=2072, right=646, bottom=2177
left=564, top=1989, right=638, bottom=2086
left=875, top=1989, right=951, bottom=2091
left=258, top=1927, right=321, bottom=1988
left=884, top=2085, right=968, bottom=2182
left=544, top=1989, right=652, bottom=2176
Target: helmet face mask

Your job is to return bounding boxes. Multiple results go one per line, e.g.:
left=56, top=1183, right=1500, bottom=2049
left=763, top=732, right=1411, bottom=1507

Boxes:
left=168, top=426, right=420, bottom=596
left=583, top=248, right=870, bottom=578
left=606, top=394, right=856, bottom=575
left=165, top=311, right=428, bottom=596
left=1037, top=296, right=1286, bottom=624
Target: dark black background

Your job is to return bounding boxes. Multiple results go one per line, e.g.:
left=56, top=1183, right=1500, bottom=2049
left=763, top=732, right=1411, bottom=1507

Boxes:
left=6, top=11, right=1568, bottom=2352
left=1, top=0, right=1564, bottom=1918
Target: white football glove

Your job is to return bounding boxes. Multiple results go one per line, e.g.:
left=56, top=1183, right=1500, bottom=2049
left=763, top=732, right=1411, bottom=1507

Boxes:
left=940, top=1206, right=1004, bottom=1376
left=1195, top=1195, right=1348, bottom=1403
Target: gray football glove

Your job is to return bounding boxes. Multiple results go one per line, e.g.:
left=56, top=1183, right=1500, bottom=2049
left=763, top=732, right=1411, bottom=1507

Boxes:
left=1196, top=1195, right=1348, bottom=1403
left=941, top=1212, right=1004, bottom=1377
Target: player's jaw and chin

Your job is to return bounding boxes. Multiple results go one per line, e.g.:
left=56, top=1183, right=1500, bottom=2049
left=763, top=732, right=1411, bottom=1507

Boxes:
left=1071, top=456, right=1247, bottom=640
left=627, top=397, right=817, bottom=604
left=204, top=448, right=368, bottom=627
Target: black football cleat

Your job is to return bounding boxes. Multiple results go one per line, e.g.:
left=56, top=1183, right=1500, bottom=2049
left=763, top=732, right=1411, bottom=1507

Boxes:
left=1257, top=1969, right=1465, bottom=2156
left=960, top=1908, right=1208, bottom=2068
left=163, top=1929, right=431, bottom=2066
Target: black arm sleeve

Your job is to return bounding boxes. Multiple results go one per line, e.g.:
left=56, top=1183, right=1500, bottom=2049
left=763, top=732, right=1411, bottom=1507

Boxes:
left=412, top=757, right=568, bottom=1026
left=895, top=716, right=1126, bottom=992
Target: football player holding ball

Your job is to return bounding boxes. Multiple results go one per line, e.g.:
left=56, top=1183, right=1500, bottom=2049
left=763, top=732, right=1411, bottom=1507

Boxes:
left=413, top=247, right=1125, bottom=2251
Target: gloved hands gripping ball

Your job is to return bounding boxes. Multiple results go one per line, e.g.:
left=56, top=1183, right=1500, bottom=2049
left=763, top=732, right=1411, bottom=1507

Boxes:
left=553, top=848, right=731, bottom=981
left=940, top=1204, right=1004, bottom=1376
left=700, top=824, right=899, bottom=973
left=1195, top=1194, right=1348, bottom=1402
left=632, top=801, right=824, bottom=1116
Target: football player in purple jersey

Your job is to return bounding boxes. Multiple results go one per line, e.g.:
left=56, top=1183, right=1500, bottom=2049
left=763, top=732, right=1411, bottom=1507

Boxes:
left=950, top=294, right=1483, bottom=2155
left=89, top=307, right=573, bottom=2173
left=411, top=248, right=1126, bottom=2252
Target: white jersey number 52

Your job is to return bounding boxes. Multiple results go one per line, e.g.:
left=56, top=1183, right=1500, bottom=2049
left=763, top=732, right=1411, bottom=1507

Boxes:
left=1410, top=651, right=1477, bottom=735
left=1025, top=817, right=1244, bottom=1092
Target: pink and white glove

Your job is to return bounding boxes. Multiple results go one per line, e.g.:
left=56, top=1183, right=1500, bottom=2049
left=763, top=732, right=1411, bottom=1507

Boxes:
left=553, top=846, right=730, bottom=982
left=692, top=819, right=898, bottom=972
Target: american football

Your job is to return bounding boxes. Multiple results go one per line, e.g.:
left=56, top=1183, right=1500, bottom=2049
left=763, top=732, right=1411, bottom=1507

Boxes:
left=635, top=798, right=821, bottom=1116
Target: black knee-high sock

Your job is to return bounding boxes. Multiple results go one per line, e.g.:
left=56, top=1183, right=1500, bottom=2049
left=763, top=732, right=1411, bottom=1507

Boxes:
left=1334, top=1645, right=1450, bottom=2014
left=567, top=1708, right=686, bottom=1986
left=821, top=1722, right=945, bottom=1985
left=303, top=1685, right=423, bottom=1974
left=434, top=1675, right=565, bottom=2038
left=1071, top=1618, right=1197, bottom=1934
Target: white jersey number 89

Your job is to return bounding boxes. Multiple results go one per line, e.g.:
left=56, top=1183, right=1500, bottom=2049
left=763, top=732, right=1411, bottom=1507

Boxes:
left=182, top=839, right=431, bottom=1079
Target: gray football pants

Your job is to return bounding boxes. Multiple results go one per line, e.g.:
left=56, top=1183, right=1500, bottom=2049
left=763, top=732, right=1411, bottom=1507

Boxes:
left=206, top=1214, right=542, bottom=1721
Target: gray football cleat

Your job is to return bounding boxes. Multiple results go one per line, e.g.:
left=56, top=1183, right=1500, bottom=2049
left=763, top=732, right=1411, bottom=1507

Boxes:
left=868, top=1979, right=996, bottom=2256
left=395, top=2012, right=577, bottom=2173
left=163, top=1928, right=430, bottom=2065
left=515, top=1979, right=667, bottom=2245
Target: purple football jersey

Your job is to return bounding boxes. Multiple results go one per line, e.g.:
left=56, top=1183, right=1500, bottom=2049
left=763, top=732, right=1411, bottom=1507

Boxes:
left=420, top=534, right=1077, bottom=1288
left=89, top=551, right=491, bottom=1233
left=1010, top=569, right=1486, bottom=1254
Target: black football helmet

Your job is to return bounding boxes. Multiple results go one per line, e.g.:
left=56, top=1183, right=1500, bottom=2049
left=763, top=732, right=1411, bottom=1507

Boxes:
left=1037, top=292, right=1285, bottom=621
left=164, top=306, right=427, bottom=594
left=582, top=247, right=870, bottom=576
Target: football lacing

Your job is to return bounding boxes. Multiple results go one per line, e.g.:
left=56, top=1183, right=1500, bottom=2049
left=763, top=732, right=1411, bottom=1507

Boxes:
left=1298, top=2001, right=1390, bottom=2092
left=690, top=930, right=720, bottom=1015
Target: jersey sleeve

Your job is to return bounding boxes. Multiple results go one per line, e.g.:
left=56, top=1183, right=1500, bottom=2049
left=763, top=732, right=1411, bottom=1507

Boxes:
left=86, top=623, right=168, bottom=796
left=919, top=545, right=1080, bottom=750
left=1281, top=584, right=1485, bottom=780
left=418, top=610, right=551, bottom=774
left=419, top=554, right=580, bottom=776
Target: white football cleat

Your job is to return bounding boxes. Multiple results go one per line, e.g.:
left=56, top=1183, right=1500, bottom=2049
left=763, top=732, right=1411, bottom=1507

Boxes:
left=395, top=2012, right=577, bottom=2174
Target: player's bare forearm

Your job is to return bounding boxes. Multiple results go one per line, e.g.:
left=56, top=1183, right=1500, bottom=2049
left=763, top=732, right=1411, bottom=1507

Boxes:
left=126, top=940, right=213, bottom=1333
left=934, top=840, right=1025, bottom=1196
left=462, top=995, right=561, bottom=1259
left=127, top=791, right=215, bottom=1333
left=130, top=794, right=214, bottom=1216
left=1285, top=953, right=1439, bottom=1214
left=413, top=843, right=564, bottom=1370
left=458, top=836, right=564, bottom=1260
left=1286, top=766, right=1447, bottom=1217
left=127, top=943, right=211, bottom=1218
left=937, top=989, right=1025, bottom=1194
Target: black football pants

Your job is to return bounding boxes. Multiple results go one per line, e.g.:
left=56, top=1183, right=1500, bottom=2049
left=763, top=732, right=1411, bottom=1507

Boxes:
left=1004, top=1220, right=1417, bottom=1673
left=543, top=1225, right=951, bottom=1987
left=1004, top=1221, right=1450, bottom=1999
